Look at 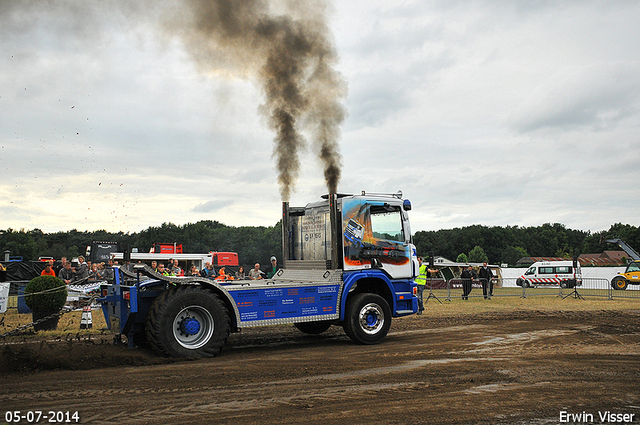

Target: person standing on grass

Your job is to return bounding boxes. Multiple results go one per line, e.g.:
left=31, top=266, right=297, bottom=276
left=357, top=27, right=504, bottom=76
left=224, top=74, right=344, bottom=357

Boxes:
left=478, top=262, right=494, bottom=299
left=415, top=257, right=438, bottom=314
left=461, top=265, right=476, bottom=300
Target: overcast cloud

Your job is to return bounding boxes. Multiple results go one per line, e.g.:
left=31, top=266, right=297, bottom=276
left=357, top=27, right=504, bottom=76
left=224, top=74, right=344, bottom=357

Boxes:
left=1, top=0, right=638, bottom=235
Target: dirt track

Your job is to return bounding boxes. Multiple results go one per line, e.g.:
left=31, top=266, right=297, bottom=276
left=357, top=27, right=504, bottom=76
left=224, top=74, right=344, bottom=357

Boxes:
left=2, top=309, right=640, bottom=425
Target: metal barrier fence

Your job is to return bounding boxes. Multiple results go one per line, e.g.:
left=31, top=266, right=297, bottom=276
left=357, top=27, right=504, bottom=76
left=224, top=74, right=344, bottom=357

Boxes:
left=423, top=277, right=640, bottom=302
left=3, top=275, right=639, bottom=312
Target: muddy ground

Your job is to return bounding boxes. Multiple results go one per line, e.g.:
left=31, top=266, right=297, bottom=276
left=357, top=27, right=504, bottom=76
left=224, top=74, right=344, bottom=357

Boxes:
left=1, top=309, right=639, bottom=425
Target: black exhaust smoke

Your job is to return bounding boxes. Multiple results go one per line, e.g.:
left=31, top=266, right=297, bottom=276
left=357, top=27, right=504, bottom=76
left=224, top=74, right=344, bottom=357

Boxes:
left=167, top=0, right=347, bottom=199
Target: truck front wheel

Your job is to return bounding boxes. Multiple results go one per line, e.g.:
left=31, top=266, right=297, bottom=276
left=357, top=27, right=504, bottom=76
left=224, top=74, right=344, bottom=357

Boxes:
left=611, top=276, right=628, bottom=291
left=343, top=293, right=391, bottom=345
left=146, top=285, right=230, bottom=358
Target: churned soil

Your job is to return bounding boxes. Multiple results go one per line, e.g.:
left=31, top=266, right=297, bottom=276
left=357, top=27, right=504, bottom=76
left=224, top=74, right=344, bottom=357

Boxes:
left=1, top=309, right=639, bottom=424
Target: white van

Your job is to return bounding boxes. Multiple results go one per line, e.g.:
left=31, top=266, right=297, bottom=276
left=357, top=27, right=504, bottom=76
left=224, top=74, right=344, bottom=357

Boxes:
left=516, top=261, right=582, bottom=288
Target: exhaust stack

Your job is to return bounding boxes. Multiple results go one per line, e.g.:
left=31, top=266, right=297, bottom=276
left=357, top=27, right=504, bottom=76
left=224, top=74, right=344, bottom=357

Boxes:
left=282, top=201, right=290, bottom=268
left=328, top=193, right=340, bottom=270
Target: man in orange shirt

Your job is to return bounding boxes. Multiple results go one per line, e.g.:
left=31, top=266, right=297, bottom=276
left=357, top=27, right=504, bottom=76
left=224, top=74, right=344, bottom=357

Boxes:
left=41, top=261, right=56, bottom=276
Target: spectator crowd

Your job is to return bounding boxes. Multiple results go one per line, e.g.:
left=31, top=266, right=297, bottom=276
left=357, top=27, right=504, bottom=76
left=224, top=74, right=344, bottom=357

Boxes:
left=41, top=255, right=282, bottom=284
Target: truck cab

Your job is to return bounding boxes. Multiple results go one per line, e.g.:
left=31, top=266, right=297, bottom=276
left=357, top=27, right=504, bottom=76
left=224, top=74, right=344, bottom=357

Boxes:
left=284, top=191, right=418, bottom=319
left=285, top=192, right=417, bottom=278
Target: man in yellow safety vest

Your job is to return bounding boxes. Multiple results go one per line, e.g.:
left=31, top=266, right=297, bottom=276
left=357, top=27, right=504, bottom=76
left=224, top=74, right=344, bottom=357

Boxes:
left=416, top=257, right=437, bottom=314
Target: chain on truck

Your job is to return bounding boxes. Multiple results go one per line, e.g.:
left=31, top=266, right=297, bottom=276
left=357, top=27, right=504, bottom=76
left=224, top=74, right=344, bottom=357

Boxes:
left=99, top=191, right=419, bottom=358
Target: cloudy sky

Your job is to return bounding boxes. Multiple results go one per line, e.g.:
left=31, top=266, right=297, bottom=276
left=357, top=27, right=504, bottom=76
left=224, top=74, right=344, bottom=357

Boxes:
left=1, top=0, right=639, bottom=235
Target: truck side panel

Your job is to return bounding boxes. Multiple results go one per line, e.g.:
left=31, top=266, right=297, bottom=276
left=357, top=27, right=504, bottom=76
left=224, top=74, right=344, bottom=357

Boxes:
left=226, top=283, right=341, bottom=327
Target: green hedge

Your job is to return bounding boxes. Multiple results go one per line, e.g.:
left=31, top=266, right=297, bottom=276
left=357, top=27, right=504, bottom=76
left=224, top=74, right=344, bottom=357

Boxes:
left=24, top=276, right=67, bottom=311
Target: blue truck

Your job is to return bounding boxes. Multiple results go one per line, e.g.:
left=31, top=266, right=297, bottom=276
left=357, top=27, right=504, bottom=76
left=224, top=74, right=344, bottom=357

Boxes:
left=99, top=191, right=419, bottom=358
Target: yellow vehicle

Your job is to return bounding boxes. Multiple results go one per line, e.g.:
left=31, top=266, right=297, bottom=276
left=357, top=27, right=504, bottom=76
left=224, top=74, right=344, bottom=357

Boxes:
left=611, top=261, right=640, bottom=290
left=607, top=239, right=640, bottom=290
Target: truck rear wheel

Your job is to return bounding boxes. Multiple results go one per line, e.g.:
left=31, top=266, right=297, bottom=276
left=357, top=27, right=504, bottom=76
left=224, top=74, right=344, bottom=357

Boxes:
left=146, top=285, right=230, bottom=358
left=611, top=276, right=628, bottom=291
left=294, top=320, right=333, bottom=335
left=343, top=293, right=391, bottom=345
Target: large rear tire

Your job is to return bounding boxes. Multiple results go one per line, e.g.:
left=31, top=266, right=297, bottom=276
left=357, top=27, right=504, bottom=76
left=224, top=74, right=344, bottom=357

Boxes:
left=343, top=293, right=391, bottom=345
left=294, top=320, right=333, bottom=335
left=146, top=285, right=230, bottom=358
left=611, top=276, right=628, bottom=291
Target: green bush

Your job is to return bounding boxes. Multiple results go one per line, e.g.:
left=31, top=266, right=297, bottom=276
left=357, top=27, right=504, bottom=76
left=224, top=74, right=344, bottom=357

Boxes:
left=24, top=276, right=67, bottom=312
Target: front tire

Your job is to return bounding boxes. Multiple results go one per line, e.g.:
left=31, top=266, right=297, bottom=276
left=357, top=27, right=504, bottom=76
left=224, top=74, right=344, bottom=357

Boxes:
left=611, top=276, right=628, bottom=291
left=343, top=293, right=391, bottom=345
left=146, top=285, right=230, bottom=358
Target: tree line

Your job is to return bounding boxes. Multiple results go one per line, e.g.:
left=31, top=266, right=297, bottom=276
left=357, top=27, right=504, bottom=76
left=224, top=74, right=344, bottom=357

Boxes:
left=413, top=222, right=640, bottom=266
left=0, top=220, right=281, bottom=268
left=1, top=221, right=638, bottom=267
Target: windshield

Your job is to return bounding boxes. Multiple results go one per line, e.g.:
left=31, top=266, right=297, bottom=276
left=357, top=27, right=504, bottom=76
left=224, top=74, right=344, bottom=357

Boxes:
left=370, top=205, right=404, bottom=242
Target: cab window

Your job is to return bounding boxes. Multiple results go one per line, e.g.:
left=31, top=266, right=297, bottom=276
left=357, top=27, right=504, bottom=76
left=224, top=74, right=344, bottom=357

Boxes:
left=370, top=205, right=404, bottom=242
left=525, top=267, right=536, bottom=275
left=628, top=263, right=640, bottom=272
